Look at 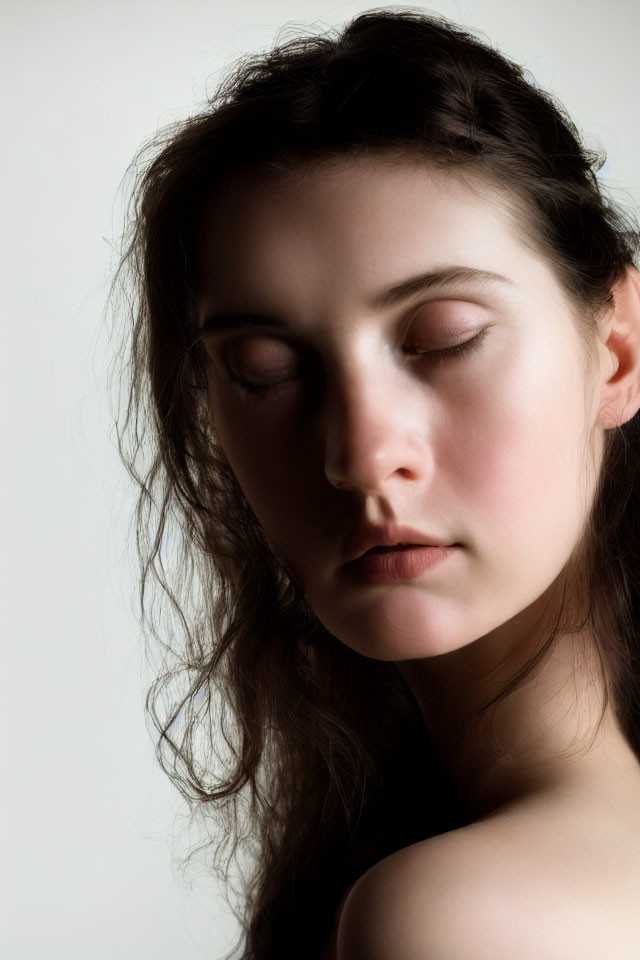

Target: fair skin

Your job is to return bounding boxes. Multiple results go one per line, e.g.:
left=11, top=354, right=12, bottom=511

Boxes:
left=197, top=154, right=640, bottom=951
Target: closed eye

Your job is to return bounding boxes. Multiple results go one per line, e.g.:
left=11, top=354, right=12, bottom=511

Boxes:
left=404, top=327, right=489, bottom=362
left=222, top=327, right=490, bottom=400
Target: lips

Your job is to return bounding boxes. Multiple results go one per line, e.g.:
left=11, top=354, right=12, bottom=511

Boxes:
left=342, top=524, right=455, bottom=564
left=343, top=543, right=457, bottom=584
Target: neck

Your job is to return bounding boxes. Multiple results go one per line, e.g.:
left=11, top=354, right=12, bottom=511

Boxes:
left=395, top=602, right=637, bottom=822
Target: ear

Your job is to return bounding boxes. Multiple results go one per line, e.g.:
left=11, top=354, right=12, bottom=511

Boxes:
left=596, top=264, right=640, bottom=429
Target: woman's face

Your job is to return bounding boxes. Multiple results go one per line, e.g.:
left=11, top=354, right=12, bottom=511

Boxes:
left=197, top=155, right=607, bottom=661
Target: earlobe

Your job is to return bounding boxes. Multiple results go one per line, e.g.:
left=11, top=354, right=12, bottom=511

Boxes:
left=597, top=264, right=640, bottom=430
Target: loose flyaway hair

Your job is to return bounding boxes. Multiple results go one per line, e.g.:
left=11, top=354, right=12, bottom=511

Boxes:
left=107, top=9, right=640, bottom=959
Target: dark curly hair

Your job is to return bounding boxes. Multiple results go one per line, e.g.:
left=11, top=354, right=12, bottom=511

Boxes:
left=108, top=8, right=640, bottom=959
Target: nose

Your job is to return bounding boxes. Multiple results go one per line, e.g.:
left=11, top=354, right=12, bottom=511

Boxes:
left=322, top=365, right=431, bottom=496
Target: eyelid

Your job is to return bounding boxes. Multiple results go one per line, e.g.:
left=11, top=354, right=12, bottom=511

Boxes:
left=211, top=333, right=301, bottom=379
left=404, top=323, right=483, bottom=348
left=223, top=334, right=297, bottom=358
left=404, top=297, right=490, bottom=326
left=208, top=299, right=492, bottom=373
left=225, top=326, right=491, bottom=400
left=220, top=335, right=301, bottom=377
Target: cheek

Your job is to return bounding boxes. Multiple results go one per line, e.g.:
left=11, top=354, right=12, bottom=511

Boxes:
left=215, top=419, right=287, bottom=519
left=207, top=386, right=311, bottom=551
left=453, top=341, right=589, bottom=583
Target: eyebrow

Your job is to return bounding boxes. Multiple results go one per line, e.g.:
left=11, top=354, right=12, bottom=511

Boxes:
left=199, top=265, right=513, bottom=335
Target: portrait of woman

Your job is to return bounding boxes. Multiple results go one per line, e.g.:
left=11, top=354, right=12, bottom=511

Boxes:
left=110, top=7, right=640, bottom=958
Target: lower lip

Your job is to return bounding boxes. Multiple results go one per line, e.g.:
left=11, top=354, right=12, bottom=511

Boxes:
left=343, top=545, right=458, bottom=585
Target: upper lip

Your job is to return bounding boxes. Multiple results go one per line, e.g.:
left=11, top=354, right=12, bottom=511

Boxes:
left=341, top=523, right=455, bottom=564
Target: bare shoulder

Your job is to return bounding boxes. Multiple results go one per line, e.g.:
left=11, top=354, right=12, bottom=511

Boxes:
left=336, top=809, right=640, bottom=959
left=336, top=825, right=537, bottom=960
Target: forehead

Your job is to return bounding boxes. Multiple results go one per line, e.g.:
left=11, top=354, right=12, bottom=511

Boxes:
left=196, top=154, right=543, bottom=314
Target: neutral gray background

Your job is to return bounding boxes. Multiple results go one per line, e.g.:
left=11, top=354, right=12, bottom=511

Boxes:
left=2, top=1, right=638, bottom=957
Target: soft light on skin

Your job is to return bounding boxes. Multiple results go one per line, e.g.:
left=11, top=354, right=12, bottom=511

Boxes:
left=197, top=153, right=640, bottom=818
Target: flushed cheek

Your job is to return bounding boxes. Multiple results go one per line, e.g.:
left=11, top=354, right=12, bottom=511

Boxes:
left=456, top=360, right=588, bottom=595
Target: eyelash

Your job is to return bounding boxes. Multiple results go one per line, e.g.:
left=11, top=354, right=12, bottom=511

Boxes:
left=225, top=328, right=489, bottom=400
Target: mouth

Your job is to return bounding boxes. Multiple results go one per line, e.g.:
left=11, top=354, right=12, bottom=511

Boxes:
left=343, top=542, right=457, bottom=584
left=341, top=523, right=455, bottom=564
left=366, top=543, right=416, bottom=553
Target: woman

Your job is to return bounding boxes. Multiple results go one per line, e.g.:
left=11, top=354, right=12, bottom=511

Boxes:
left=111, top=8, right=640, bottom=958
